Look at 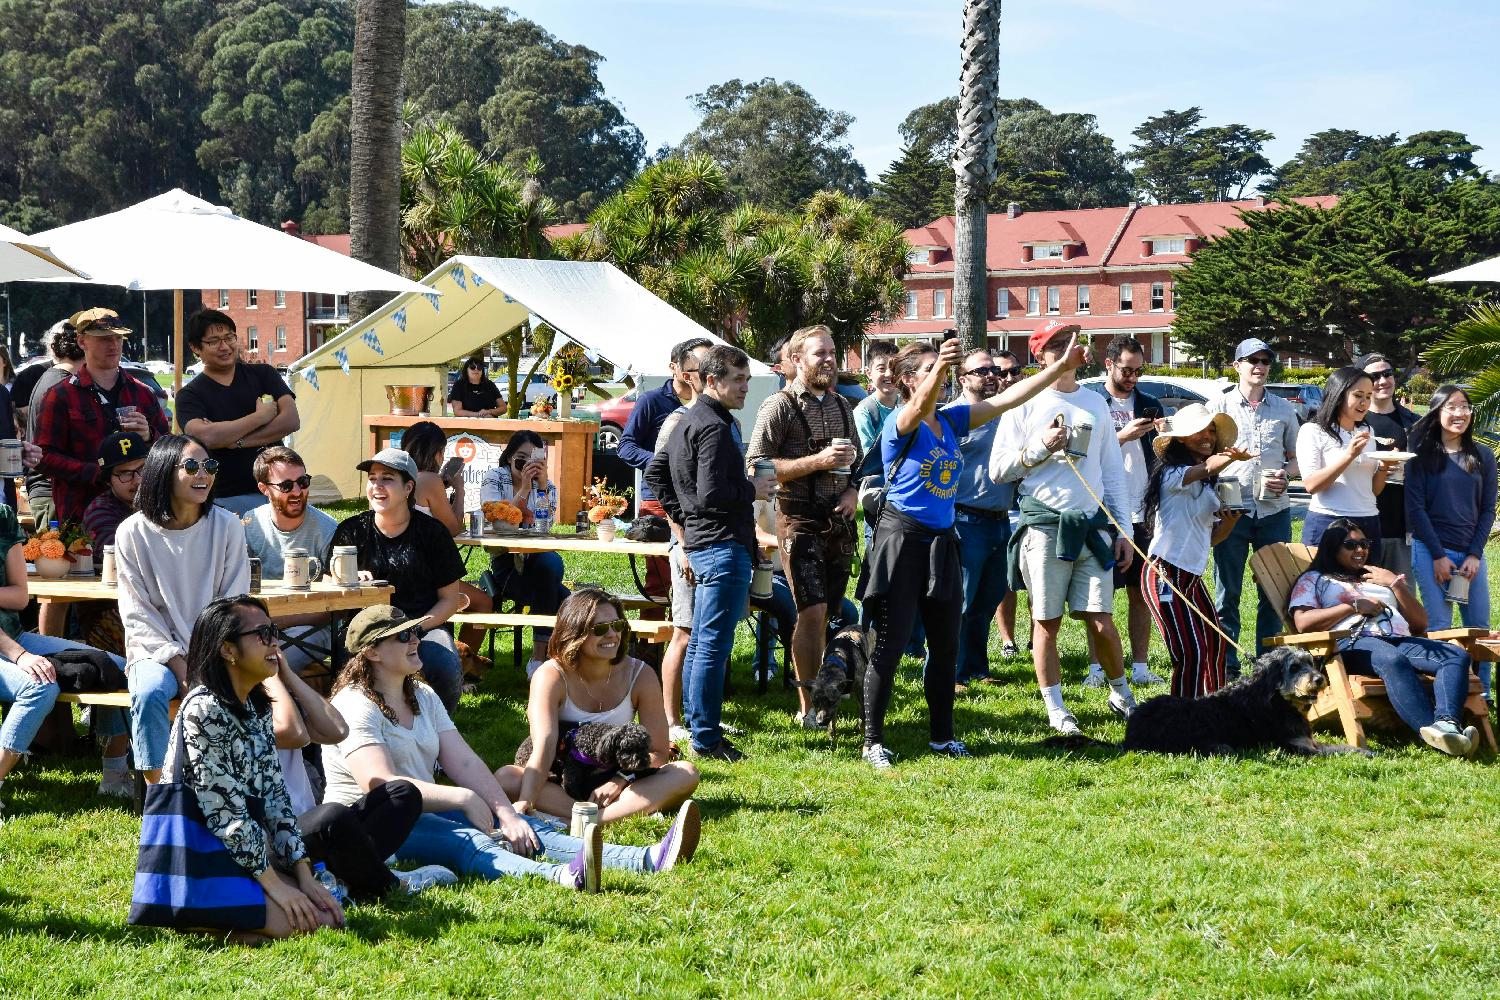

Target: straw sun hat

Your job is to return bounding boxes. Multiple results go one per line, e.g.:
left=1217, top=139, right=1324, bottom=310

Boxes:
left=1151, top=403, right=1238, bottom=457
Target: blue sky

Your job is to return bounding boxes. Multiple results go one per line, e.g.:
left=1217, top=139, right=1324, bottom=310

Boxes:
left=489, top=0, right=1499, bottom=184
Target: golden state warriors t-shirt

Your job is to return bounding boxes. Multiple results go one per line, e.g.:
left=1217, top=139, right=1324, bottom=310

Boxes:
left=880, top=403, right=970, bottom=530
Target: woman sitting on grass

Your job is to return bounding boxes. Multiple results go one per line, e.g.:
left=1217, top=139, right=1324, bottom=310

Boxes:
left=509, top=587, right=700, bottom=825
left=159, top=596, right=344, bottom=942
left=321, top=604, right=698, bottom=893
left=480, top=430, right=569, bottom=677
left=1288, top=518, right=1478, bottom=758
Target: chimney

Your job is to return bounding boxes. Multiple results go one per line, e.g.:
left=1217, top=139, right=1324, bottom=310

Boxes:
left=1021, top=245, right=1033, bottom=262
left=280, top=220, right=301, bottom=237
left=1140, top=239, right=1153, bottom=258
left=1007, top=202, right=1020, bottom=219
left=1254, top=196, right=1268, bottom=208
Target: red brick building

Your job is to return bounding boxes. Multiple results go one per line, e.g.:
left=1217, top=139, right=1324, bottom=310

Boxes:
left=870, top=196, right=1335, bottom=366
left=198, top=223, right=350, bottom=366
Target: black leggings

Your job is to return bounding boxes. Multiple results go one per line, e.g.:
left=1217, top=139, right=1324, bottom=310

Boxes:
left=299, top=779, right=422, bottom=902
left=864, top=537, right=961, bottom=747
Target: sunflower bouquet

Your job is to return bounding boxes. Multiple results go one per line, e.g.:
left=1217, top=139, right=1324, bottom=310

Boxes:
left=548, top=342, right=590, bottom=396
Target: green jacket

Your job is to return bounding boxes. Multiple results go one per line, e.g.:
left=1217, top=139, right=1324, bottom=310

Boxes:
left=1006, top=495, right=1116, bottom=591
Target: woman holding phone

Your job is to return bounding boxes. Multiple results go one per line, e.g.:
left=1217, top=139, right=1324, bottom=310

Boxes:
left=480, top=431, right=569, bottom=676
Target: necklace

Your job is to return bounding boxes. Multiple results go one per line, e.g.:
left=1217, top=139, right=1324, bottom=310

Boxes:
left=573, top=662, right=617, bottom=712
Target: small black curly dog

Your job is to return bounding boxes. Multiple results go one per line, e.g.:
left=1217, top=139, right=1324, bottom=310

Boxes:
left=514, top=722, right=655, bottom=799
left=791, top=626, right=871, bottom=743
left=1123, top=647, right=1373, bottom=757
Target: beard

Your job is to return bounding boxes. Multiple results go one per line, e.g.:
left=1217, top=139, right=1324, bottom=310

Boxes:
left=270, top=493, right=305, bottom=520
left=802, top=367, right=834, bottom=391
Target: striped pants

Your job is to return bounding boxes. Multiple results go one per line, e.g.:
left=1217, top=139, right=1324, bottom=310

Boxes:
left=1141, top=559, right=1227, bottom=699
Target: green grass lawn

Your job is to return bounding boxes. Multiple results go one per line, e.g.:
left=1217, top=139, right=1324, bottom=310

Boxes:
left=2, top=511, right=1499, bottom=997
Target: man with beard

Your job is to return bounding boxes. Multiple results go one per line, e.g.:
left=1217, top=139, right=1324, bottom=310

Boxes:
left=242, top=446, right=338, bottom=672
left=1355, top=352, right=1418, bottom=574
left=747, top=325, right=861, bottom=728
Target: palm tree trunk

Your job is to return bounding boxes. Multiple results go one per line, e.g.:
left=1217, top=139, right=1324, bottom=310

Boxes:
left=349, top=0, right=406, bottom=323
left=952, top=0, right=1001, bottom=352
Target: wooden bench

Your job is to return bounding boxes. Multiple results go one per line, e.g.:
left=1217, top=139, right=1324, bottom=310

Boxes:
left=452, top=611, right=673, bottom=669
left=561, top=582, right=664, bottom=612
left=56, top=691, right=133, bottom=709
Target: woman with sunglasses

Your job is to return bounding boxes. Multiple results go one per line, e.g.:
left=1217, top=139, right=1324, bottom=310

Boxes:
left=509, top=588, right=700, bottom=826
left=1404, top=385, right=1497, bottom=698
left=1296, top=366, right=1404, bottom=550
left=447, top=355, right=504, bottom=418
left=479, top=430, right=569, bottom=675
left=116, top=434, right=250, bottom=784
left=149, top=596, right=344, bottom=940
left=1288, top=518, right=1478, bottom=757
left=322, top=604, right=696, bottom=892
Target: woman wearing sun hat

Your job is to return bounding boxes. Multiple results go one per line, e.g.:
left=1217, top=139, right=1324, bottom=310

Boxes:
left=1140, top=403, right=1253, bottom=698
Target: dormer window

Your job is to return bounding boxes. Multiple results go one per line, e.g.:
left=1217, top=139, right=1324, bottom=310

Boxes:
left=1032, top=244, right=1066, bottom=260
left=1150, top=238, right=1186, bottom=255
left=906, top=249, right=931, bottom=265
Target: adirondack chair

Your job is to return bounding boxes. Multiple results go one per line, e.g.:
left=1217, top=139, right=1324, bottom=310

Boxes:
left=1249, top=542, right=1496, bottom=752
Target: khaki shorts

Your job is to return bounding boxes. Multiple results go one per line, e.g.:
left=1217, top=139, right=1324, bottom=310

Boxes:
left=669, top=543, right=694, bottom=629
left=1018, top=523, right=1114, bottom=620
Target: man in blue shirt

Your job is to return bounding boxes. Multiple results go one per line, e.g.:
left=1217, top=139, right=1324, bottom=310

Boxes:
left=952, top=349, right=1015, bottom=688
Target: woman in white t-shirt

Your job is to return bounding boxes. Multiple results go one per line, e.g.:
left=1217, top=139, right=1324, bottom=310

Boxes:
left=1296, top=366, right=1404, bottom=549
left=1140, top=405, right=1251, bottom=698
left=321, top=605, right=696, bottom=892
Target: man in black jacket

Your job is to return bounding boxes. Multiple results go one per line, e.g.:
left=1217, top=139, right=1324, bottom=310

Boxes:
left=645, top=345, right=771, bottom=762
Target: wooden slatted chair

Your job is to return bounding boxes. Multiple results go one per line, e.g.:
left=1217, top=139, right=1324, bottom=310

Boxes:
left=1249, top=542, right=1495, bottom=752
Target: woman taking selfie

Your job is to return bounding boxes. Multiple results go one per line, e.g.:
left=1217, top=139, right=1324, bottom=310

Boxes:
left=143, top=597, right=343, bottom=941
left=117, top=434, right=250, bottom=783
left=480, top=430, right=569, bottom=676
left=322, top=605, right=698, bottom=893
left=510, top=588, right=700, bottom=825
left=327, top=448, right=467, bottom=711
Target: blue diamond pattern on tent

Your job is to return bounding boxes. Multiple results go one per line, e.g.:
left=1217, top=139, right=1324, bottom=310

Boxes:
left=334, top=347, right=349, bottom=374
left=424, top=292, right=441, bottom=311
left=361, top=329, right=384, bottom=356
left=301, top=367, right=320, bottom=391
left=452, top=266, right=468, bottom=291
left=392, top=308, right=407, bottom=332
left=471, top=270, right=485, bottom=287
left=503, top=293, right=515, bottom=303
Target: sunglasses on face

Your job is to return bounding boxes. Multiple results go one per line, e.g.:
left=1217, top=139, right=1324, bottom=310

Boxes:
left=268, top=475, right=312, bottom=493
left=387, top=627, right=420, bottom=644
left=996, top=367, right=1022, bottom=380
left=1112, top=365, right=1144, bottom=377
left=589, top=618, right=628, bottom=637
left=1366, top=368, right=1396, bottom=381
left=179, top=458, right=220, bottom=476
left=1341, top=538, right=1372, bottom=551
left=1243, top=355, right=1274, bottom=368
left=237, top=623, right=281, bottom=645
left=962, top=366, right=1000, bottom=377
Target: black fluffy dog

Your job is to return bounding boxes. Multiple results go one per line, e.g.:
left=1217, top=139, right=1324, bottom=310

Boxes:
left=1123, top=647, right=1373, bottom=757
left=793, top=626, right=871, bottom=742
left=514, top=722, right=655, bottom=799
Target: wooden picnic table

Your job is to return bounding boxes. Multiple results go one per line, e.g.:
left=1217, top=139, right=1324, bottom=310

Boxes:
left=454, top=529, right=671, bottom=559
left=28, top=576, right=395, bottom=614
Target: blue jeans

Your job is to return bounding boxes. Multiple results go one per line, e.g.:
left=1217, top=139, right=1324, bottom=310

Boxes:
left=418, top=629, right=463, bottom=713
left=1339, top=634, right=1472, bottom=733
left=215, top=493, right=269, bottom=515
left=128, top=659, right=181, bottom=771
left=684, top=543, right=751, bottom=752
left=396, top=811, right=649, bottom=881
left=1410, top=540, right=1491, bottom=697
left=0, top=653, right=61, bottom=755
left=490, top=550, right=569, bottom=650
left=954, top=511, right=1010, bottom=683
left=1211, top=507, right=1292, bottom=673
left=1302, top=511, right=1380, bottom=551
left=5, top=634, right=126, bottom=745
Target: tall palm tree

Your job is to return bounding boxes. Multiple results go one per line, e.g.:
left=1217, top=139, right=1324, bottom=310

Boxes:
left=952, top=0, right=1002, bottom=351
left=1425, top=303, right=1500, bottom=434
left=349, top=0, right=407, bottom=323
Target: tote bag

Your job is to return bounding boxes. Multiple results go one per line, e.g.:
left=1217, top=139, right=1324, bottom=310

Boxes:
left=127, top=692, right=268, bottom=930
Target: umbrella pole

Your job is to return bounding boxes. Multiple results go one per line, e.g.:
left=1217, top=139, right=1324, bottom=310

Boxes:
left=173, top=288, right=184, bottom=431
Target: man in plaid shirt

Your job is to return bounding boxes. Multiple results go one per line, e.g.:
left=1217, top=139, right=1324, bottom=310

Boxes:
left=33, top=308, right=169, bottom=523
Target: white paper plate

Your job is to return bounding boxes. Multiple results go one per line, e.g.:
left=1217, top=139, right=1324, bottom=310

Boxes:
left=1369, top=450, right=1416, bottom=461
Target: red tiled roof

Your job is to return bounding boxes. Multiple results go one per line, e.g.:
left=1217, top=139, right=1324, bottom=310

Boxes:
left=544, top=223, right=589, bottom=241
left=869, top=314, right=1173, bottom=337
left=302, top=233, right=350, bottom=254
left=1110, top=196, right=1335, bottom=266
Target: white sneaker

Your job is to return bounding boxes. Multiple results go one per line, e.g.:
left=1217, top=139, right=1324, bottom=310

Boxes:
left=1107, top=690, right=1136, bottom=719
left=861, top=743, right=897, bottom=770
left=1049, top=712, right=1082, bottom=736
left=1131, top=666, right=1165, bottom=686
left=393, top=864, right=459, bottom=895
left=721, top=722, right=744, bottom=737
left=1083, top=665, right=1107, bottom=688
left=668, top=724, right=690, bottom=744
left=98, top=772, right=132, bottom=799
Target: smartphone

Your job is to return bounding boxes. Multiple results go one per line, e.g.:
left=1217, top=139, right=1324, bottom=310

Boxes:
left=534, top=445, right=548, bottom=466
left=440, top=455, right=465, bottom=483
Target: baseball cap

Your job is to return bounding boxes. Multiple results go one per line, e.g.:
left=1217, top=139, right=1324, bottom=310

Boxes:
left=97, top=432, right=148, bottom=471
left=1028, top=319, right=1082, bottom=358
left=1233, top=338, right=1275, bottom=361
left=69, top=307, right=132, bottom=336
left=356, top=447, right=419, bottom=482
left=345, top=605, right=431, bottom=654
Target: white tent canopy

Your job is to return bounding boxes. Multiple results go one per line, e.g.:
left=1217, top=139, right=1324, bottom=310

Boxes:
left=1430, top=255, right=1500, bottom=284
left=288, top=256, right=774, bottom=500
left=0, top=222, right=87, bottom=281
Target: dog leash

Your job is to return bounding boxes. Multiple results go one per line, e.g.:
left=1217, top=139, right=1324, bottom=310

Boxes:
left=1056, top=448, right=1247, bottom=657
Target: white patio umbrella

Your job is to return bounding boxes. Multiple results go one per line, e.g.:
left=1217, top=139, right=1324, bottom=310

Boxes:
left=27, top=189, right=434, bottom=391
left=1429, top=255, right=1500, bottom=284
left=0, top=222, right=88, bottom=281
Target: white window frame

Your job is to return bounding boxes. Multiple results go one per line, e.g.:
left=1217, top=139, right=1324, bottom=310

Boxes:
left=1046, top=286, right=1060, bottom=315
left=1119, top=284, right=1134, bottom=313
left=217, top=289, right=229, bottom=309
left=996, top=288, right=1009, bottom=319
left=247, top=325, right=258, bottom=351
left=933, top=290, right=947, bottom=319
left=1150, top=282, right=1166, bottom=312
left=906, top=249, right=930, bottom=265
left=1026, top=287, right=1040, bottom=316
left=905, top=292, right=918, bottom=319
left=1031, top=244, right=1065, bottom=260
left=275, top=325, right=287, bottom=351
left=1076, top=285, right=1091, bottom=314
left=1151, top=238, right=1186, bottom=255
left=246, top=290, right=258, bottom=308
left=274, top=290, right=286, bottom=308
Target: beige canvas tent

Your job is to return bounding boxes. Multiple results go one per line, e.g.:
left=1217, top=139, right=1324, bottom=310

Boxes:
left=287, top=256, right=774, bottom=500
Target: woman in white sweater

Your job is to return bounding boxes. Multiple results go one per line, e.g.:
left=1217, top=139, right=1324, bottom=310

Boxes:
left=116, top=434, right=249, bottom=782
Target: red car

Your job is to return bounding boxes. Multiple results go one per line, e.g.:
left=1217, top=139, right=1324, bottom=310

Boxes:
left=576, top=387, right=638, bottom=451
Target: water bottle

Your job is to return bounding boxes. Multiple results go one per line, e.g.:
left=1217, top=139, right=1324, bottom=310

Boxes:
left=312, top=862, right=348, bottom=906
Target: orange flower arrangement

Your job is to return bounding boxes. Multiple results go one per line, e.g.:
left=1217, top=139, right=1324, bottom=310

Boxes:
left=581, top=478, right=630, bottom=523
left=23, top=527, right=73, bottom=562
left=481, top=500, right=524, bottom=527
left=40, top=538, right=66, bottom=560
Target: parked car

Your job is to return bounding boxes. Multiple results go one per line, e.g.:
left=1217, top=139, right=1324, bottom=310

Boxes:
left=1078, top=375, right=1228, bottom=415
left=1266, top=383, right=1322, bottom=422
left=577, top=386, right=639, bottom=451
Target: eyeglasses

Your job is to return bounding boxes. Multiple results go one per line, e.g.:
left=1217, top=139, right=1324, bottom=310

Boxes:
left=200, top=334, right=238, bottom=349
left=589, top=618, right=628, bottom=636
left=268, top=475, right=312, bottom=493
left=237, top=623, right=282, bottom=645
left=1340, top=538, right=1372, bottom=551
left=680, top=367, right=700, bottom=379
left=1442, top=404, right=1475, bottom=415
left=962, top=365, right=1000, bottom=377
left=1242, top=355, right=1274, bottom=368
left=1112, top=365, right=1144, bottom=377
left=111, top=467, right=142, bottom=482
left=1366, top=368, right=1396, bottom=381
left=179, top=458, right=220, bottom=476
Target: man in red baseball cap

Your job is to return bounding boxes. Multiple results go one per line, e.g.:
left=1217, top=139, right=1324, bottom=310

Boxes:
left=988, top=319, right=1140, bottom=737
